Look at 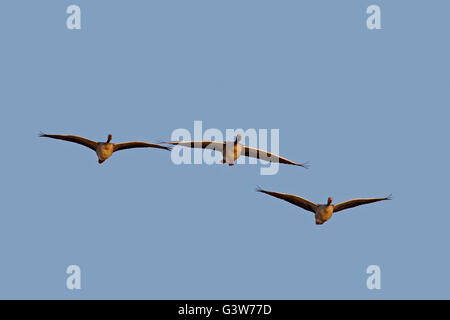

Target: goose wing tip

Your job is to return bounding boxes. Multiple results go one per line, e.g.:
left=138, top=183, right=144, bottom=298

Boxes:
left=299, top=161, right=310, bottom=169
left=155, top=140, right=173, bottom=151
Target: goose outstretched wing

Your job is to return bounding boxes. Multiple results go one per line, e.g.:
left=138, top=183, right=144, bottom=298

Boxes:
left=165, top=141, right=225, bottom=152
left=113, top=142, right=171, bottom=152
left=40, top=133, right=97, bottom=151
left=256, top=188, right=317, bottom=213
left=333, top=195, right=392, bottom=213
left=243, top=146, right=309, bottom=168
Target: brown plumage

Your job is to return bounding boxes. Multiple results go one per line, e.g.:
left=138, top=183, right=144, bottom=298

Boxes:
left=256, top=187, right=391, bottom=225
left=165, top=134, right=308, bottom=167
left=40, top=133, right=171, bottom=164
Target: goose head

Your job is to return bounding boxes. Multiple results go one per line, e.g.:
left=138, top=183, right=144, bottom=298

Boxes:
left=106, top=134, right=112, bottom=143
left=234, top=134, right=242, bottom=144
left=327, top=197, right=333, bottom=206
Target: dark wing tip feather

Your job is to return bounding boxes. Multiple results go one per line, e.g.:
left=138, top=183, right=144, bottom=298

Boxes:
left=255, top=185, right=263, bottom=192
left=298, top=161, right=310, bottom=169
left=38, top=131, right=46, bottom=137
left=158, top=141, right=175, bottom=150
left=145, top=142, right=172, bottom=151
left=386, top=194, right=393, bottom=200
left=164, top=144, right=173, bottom=151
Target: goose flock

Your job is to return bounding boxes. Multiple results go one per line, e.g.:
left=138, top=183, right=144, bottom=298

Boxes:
left=40, top=131, right=391, bottom=225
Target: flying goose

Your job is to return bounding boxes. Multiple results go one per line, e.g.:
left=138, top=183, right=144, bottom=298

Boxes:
left=256, top=187, right=391, bottom=225
left=164, top=134, right=308, bottom=168
left=40, top=133, right=171, bottom=163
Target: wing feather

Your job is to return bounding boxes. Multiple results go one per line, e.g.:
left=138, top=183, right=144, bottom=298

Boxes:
left=113, top=142, right=171, bottom=152
left=333, top=195, right=392, bottom=213
left=39, top=133, right=97, bottom=151
left=165, top=141, right=225, bottom=152
left=256, top=188, right=317, bottom=213
left=243, top=146, right=309, bottom=168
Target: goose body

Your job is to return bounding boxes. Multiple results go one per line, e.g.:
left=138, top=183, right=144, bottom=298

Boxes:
left=165, top=134, right=307, bottom=168
left=315, top=204, right=334, bottom=225
left=40, top=133, right=171, bottom=164
left=256, top=188, right=391, bottom=225
left=223, top=142, right=243, bottom=164
left=96, top=142, right=115, bottom=163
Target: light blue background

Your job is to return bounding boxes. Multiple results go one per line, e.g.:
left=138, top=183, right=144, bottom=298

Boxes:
left=0, top=0, right=448, bottom=299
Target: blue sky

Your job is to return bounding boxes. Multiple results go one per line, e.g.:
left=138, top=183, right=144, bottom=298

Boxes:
left=0, top=0, right=449, bottom=299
